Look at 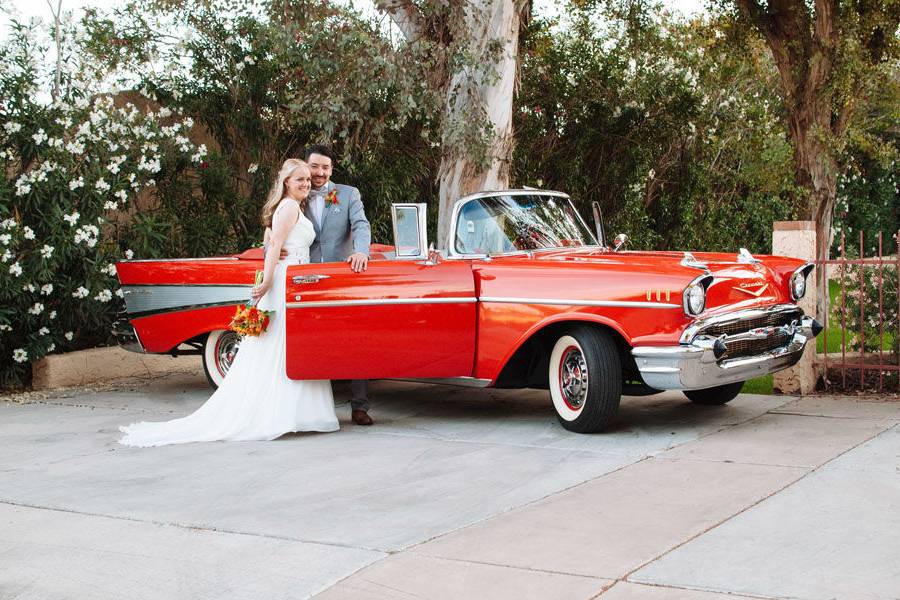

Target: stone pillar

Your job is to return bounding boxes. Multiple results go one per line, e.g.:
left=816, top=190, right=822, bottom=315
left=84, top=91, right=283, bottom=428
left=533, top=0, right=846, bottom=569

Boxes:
left=772, top=221, right=818, bottom=394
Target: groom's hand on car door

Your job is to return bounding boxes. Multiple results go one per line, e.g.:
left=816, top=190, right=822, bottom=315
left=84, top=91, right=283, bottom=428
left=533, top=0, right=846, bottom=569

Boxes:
left=347, top=252, right=368, bottom=273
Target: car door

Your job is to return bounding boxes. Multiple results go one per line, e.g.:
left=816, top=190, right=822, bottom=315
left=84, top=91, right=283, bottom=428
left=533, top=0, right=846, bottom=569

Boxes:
left=283, top=258, right=476, bottom=380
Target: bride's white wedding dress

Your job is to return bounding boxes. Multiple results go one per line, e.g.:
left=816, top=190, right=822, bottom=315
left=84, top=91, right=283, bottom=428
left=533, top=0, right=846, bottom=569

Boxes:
left=119, top=207, right=339, bottom=447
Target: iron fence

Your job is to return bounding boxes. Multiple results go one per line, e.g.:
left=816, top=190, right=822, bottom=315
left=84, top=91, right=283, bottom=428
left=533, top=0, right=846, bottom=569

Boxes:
left=816, top=230, right=899, bottom=393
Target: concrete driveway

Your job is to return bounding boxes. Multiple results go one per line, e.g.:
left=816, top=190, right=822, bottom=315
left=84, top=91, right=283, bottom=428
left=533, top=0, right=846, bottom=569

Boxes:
left=1, top=373, right=898, bottom=600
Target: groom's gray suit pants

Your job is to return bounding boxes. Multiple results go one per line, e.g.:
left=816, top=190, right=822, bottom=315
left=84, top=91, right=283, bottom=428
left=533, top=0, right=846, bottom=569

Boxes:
left=350, top=380, right=369, bottom=412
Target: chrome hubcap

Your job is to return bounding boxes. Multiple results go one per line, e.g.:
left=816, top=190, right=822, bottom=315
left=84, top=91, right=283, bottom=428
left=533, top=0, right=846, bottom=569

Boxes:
left=559, top=345, right=588, bottom=410
left=215, top=332, right=242, bottom=378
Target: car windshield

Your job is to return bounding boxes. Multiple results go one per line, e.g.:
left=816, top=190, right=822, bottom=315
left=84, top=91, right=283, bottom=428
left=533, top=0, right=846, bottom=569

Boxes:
left=454, top=194, right=597, bottom=255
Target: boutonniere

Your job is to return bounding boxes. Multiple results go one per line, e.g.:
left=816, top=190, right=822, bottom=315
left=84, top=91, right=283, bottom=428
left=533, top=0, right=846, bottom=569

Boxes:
left=324, top=190, right=339, bottom=206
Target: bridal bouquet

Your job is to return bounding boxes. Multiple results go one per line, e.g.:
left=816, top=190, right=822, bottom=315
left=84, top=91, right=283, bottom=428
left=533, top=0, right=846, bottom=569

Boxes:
left=229, top=271, right=273, bottom=337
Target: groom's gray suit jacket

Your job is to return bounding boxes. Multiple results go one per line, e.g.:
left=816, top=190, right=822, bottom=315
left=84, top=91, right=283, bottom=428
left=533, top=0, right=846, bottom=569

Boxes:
left=304, top=182, right=371, bottom=263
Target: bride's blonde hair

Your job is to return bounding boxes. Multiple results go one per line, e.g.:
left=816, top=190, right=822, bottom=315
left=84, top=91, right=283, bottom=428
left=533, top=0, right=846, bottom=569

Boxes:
left=261, top=158, right=309, bottom=227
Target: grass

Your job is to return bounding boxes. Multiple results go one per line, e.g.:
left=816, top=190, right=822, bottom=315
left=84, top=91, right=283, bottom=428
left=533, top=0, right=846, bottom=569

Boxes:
left=816, top=279, right=896, bottom=354
left=742, top=375, right=774, bottom=394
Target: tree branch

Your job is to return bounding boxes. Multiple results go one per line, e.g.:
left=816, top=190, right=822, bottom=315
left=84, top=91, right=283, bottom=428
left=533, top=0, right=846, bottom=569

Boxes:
left=374, top=0, right=427, bottom=42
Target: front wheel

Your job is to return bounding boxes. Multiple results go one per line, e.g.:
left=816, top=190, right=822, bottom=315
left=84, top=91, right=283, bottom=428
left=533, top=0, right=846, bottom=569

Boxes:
left=683, top=381, right=744, bottom=405
left=202, top=329, right=242, bottom=388
left=549, top=326, right=622, bottom=433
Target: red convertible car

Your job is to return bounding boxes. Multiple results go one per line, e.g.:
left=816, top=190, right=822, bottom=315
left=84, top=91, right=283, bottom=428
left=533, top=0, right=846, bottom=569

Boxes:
left=114, top=190, right=820, bottom=433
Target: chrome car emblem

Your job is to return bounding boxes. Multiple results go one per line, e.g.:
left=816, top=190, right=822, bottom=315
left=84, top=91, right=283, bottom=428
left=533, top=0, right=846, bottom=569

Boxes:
left=735, top=282, right=769, bottom=297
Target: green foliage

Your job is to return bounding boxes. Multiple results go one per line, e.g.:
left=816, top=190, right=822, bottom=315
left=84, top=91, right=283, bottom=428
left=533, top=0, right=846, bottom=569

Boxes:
left=80, top=0, right=438, bottom=248
left=0, top=19, right=203, bottom=387
left=513, top=8, right=801, bottom=253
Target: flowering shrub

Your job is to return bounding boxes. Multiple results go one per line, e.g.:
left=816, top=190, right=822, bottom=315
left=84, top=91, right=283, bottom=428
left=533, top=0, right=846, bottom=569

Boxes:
left=0, top=21, right=204, bottom=387
left=831, top=256, right=899, bottom=359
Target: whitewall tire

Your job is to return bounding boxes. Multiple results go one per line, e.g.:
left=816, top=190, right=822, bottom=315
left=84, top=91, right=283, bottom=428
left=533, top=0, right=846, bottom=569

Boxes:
left=202, top=329, right=242, bottom=389
left=548, top=326, right=622, bottom=433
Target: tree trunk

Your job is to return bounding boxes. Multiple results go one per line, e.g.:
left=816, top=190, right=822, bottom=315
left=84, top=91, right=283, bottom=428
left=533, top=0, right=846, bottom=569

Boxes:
left=787, top=108, right=837, bottom=321
left=435, top=0, right=521, bottom=247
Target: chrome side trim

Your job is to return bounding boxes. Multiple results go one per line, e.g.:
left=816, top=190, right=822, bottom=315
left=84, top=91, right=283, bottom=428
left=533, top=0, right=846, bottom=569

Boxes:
left=480, top=296, right=680, bottom=309
left=679, top=303, right=801, bottom=344
left=286, top=297, right=478, bottom=309
left=119, top=257, right=241, bottom=263
left=389, top=377, right=492, bottom=388
left=121, top=284, right=251, bottom=316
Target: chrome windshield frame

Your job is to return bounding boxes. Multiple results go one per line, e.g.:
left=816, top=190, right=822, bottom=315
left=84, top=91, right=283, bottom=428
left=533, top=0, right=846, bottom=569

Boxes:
left=445, top=190, right=600, bottom=260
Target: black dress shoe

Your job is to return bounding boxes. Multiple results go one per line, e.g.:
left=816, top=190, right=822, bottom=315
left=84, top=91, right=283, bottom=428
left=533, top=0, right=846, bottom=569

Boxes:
left=351, top=409, right=374, bottom=426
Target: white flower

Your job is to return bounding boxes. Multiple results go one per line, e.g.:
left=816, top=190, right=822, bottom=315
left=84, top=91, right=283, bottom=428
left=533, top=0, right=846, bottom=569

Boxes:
left=47, top=343, right=55, bottom=352
left=1, top=250, right=11, bottom=263
left=69, top=177, right=84, bottom=190
left=28, top=302, right=44, bottom=315
left=107, top=162, right=120, bottom=174
left=23, top=226, right=34, bottom=240
left=31, top=128, right=48, bottom=145
left=49, top=310, right=57, bottom=319
left=64, top=331, right=74, bottom=341
left=159, top=107, right=172, bottom=118
left=41, top=283, right=53, bottom=295
left=115, top=288, right=124, bottom=298
left=102, top=263, right=117, bottom=276
left=23, top=283, right=36, bottom=292
left=9, top=262, right=22, bottom=276
left=40, top=244, right=54, bottom=258
left=114, top=189, right=128, bottom=202
left=0, top=324, right=11, bottom=331
left=3, top=121, right=22, bottom=134
left=63, top=211, right=80, bottom=226
left=38, top=327, right=49, bottom=336
left=65, top=140, right=85, bottom=155
left=247, top=163, right=259, bottom=173
left=184, top=117, right=194, bottom=128
left=14, top=180, right=31, bottom=196
left=243, top=55, right=255, bottom=65
left=0, top=219, right=16, bottom=229
left=95, top=289, right=113, bottom=303
left=125, top=249, right=134, bottom=259
left=103, top=201, right=118, bottom=210
left=13, top=348, right=28, bottom=363
left=95, top=179, right=111, bottom=192
left=72, top=286, right=89, bottom=298
left=0, top=234, right=10, bottom=245
left=73, top=224, right=100, bottom=247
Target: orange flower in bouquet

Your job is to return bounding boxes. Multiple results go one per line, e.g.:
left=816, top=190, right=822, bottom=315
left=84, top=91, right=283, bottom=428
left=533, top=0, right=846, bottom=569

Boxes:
left=229, top=270, right=273, bottom=336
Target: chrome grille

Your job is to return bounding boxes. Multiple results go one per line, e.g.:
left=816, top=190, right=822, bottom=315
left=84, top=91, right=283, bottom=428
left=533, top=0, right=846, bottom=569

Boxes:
left=702, top=309, right=801, bottom=338
left=723, top=332, right=792, bottom=360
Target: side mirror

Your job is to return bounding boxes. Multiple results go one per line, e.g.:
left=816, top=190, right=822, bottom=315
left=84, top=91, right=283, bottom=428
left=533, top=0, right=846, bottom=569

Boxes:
left=591, top=201, right=606, bottom=248
left=391, top=203, right=428, bottom=260
left=613, top=233, right=629, bottom=252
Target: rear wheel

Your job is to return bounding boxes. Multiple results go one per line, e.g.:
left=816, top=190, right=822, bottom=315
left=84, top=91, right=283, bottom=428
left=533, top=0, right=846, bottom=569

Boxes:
left=683, top=381, right=744, bottom=405
left=202, top=329, right=242, bottom=389
left=548, top=326, right=622, bottom=433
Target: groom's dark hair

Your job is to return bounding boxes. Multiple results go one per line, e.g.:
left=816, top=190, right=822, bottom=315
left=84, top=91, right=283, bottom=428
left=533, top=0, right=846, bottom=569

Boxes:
left=304, top=144, right=335, bottom=163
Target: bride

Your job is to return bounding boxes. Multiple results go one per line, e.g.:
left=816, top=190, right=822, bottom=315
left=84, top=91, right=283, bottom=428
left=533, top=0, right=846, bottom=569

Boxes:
left=119, top=159, right=339, bottom=447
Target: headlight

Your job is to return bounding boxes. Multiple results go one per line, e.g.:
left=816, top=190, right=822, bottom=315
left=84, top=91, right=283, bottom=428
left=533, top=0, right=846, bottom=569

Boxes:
left=790, top=263, right=814, bottom=301
left=686, top=284, right=706, bottom=314
left=683, top=274, right=712, bottom=316
left=791, top=272, right=807, bottom=300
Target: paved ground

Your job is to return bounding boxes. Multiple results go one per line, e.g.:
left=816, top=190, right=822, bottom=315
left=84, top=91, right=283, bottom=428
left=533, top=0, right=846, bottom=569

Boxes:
left=1, top=373, right=898, bottom=600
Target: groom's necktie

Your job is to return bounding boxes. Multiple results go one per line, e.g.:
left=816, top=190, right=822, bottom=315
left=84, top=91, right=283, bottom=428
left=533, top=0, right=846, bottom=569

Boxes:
left=309, top=188, right=326, bottom=228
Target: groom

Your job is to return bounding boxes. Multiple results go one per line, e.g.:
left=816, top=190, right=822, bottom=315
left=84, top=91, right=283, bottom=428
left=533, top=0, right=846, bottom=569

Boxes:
left=304, top=144, right=374, bottom=426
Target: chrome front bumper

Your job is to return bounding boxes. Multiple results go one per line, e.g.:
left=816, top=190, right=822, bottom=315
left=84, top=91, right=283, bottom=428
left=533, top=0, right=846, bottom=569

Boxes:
left=632, top=314, right=820, bottom=391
